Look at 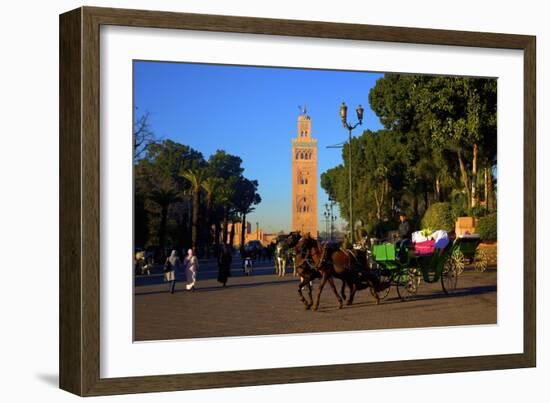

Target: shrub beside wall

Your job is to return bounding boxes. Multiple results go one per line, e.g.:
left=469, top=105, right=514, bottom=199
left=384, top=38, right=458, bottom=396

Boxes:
left=476, top=213, right=497, bottom=241
left=421, top=202, right=455, bottom=232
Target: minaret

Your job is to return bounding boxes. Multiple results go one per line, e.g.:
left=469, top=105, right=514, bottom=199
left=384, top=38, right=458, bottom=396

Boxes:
left=291, top=106, right=318, bottom=237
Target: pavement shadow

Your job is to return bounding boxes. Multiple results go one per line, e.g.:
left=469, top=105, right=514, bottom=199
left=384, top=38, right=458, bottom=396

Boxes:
left=134, top=278, right=297, bottom=296
left=334, top=284, right=497, bottom=310
left=310, top=283, right=497, bottom=312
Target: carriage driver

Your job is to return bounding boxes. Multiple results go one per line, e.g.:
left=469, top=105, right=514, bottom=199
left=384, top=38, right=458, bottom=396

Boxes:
left=396, top=212, right=412, bottom=259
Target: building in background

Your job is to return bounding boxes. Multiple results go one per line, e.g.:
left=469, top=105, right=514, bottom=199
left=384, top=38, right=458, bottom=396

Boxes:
left=291, top=107, right=318, bottom=237
left=228, top=222, right=278, bottom=248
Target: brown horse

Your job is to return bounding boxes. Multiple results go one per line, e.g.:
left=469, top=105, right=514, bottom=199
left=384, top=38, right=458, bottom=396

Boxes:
left=280, top=232, right=320, bottom=309
left=294, top=236, right=342, bottom=310
left=294, top=234, right=383, bottom=310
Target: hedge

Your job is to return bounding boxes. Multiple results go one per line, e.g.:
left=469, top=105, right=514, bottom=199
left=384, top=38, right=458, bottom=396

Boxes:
left=421, top=202, right=455, bottom=232
left=476, top=213, right=497, bottom=241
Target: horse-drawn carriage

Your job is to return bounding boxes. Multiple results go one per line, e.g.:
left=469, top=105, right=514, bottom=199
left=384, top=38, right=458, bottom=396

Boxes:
left=274, top=233, right=297, bottom=277
left=370, top=234, right=485, bottom=301
left=446, top=234, right=489, bottom=275
left=286, top=227, right=490, bottom=310
left=134, top=249, right=154, bottom=276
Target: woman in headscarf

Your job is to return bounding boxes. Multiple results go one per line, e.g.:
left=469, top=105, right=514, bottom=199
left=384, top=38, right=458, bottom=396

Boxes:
left=217, top=244, right=232, bottom=287
left=183, top=248, right=199, bottom=291
left=164, top=250, right=180, bottom=294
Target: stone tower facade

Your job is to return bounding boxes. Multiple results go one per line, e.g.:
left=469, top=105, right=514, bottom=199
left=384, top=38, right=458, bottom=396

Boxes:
left=291, top=108, right=318, bottom=237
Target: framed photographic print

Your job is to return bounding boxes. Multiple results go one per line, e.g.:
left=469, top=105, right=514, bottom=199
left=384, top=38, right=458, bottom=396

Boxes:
left=59, top=6, right=536, bottom=396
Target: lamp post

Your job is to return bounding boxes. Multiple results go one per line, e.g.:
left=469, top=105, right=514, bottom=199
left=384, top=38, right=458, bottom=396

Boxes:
left=323, top=204, right=330, bottom=241
left=328, top=198, right=336, bottom=241
left=339, top=102, right=364, bottom=245
left=323, top=199, right=337, bottom=241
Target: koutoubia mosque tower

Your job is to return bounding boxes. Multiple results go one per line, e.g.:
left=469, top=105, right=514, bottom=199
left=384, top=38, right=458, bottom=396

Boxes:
left=292, top=107, right=318, bottom=237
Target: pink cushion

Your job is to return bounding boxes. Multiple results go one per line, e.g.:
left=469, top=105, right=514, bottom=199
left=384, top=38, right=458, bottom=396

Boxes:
left=414, top=240, right=436, bottom=256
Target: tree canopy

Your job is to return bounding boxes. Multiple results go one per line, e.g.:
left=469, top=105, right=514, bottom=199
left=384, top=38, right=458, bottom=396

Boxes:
left=322, top=74, right=497, bottom=235
left=134, top=121, right=261, bottom=256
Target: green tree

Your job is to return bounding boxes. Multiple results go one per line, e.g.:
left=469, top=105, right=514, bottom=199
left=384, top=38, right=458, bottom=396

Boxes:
left=411, top=76, right=496, bottom=208
left=368, top=74, right=497, bottom=212
left=134, top=140, right=205, bottom=251
left=149, top=187, right=180, bottom=253
left=180, top=169, right=207, bottom=250
left=206, top=150, right=244, bottom=245
left=233, top=177, right=262, bottom=250
left=201, top=176, right=222, bottom=255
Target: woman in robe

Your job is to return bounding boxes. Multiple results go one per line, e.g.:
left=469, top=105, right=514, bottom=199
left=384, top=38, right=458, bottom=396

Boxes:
left=217, top=244, right=232, bottom=287
left=183, top=248, right=199, bottom=291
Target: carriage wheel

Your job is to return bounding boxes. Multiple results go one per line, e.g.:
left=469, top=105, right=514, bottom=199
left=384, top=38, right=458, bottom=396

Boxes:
left=369, top=268, right=392, bottom=301
left=396, top=268, right=420, bottom=301
left=441, top=260, right=458, bottom=294
left=449, top=249, right=465, bottom=276
left=474, top=249, right=488, bottom=272
left=370, top=281, right=391, bottom=301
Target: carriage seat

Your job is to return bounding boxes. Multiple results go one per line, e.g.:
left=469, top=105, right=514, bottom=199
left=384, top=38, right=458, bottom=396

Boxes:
left=372, top=243, right=396, bottom=261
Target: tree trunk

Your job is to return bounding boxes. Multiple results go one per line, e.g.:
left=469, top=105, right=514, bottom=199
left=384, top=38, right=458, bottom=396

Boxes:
left=374, top=189, right=382, bottom=220
left=191, top=191, right=200, bottom=251
left=214, top=222, right=221, bottom=256
left=457, top=151, right=471, bottom=209
left=424, top=187, right=429, bottom=211
left=229, top=221, right=236, bottom=250
left=222, top=206, right=229, bottom=245
left=484, top=167, right=489, bottom=212
left=413, top=195, right=419, bottom=218
left=471, top=143, right=479, bottom=208
left=158, top=204, right=168, bottom=258
left=487, top=167, right=495, bottom=212
left=204, top=196, right=212, bottom=258
left=435, top=177, right=441, bottom=202
left=240, top=213, right=247, bottom=251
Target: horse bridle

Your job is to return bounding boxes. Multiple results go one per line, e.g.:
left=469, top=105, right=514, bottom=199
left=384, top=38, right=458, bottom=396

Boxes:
left=298, top=239, right=328, bottom=271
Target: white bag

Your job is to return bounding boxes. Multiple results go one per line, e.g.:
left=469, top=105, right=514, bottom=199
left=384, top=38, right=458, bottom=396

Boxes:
left=412, top=230, right=429, bottom=243
left=432, top=230, right=449, bottom=249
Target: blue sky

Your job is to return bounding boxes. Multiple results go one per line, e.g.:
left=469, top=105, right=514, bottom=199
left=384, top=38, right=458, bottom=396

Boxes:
left=134, top=61, right=383, bottom=233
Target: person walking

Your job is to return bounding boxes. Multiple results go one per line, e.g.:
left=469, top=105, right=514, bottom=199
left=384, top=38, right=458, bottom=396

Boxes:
left=217, top=244, right=232, bottom=287
left=164, top=250, right=180, bottom=294
left=183, top=248, right=199, bottom=291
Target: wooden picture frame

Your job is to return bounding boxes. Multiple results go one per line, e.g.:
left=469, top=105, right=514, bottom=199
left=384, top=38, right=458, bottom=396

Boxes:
left=59, top=6, right=536, bottom=396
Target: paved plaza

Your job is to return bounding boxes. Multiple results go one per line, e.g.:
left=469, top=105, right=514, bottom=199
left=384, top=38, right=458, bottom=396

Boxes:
left=134, top=258, right=497, bottom=341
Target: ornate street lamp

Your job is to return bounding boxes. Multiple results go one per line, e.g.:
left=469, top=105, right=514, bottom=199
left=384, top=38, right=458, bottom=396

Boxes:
left=323, top=198, right=336, bottom=241
left=339, top=102, right=364, bottom=245
left=323, top=204, right=330, bottom=241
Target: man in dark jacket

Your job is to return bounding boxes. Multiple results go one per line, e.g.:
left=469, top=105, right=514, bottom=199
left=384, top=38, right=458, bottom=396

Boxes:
left=398, top=212, right=412, bottom=240
left=396, top=212, right=412, bottom=260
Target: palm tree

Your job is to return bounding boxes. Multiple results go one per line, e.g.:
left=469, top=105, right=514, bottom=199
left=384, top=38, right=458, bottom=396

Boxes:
left=149, top=187, right=180, bottom=256
left=180, top=169, right=206, bottom=251
left=239, top=206, right=256, bottom=252
left=233, top=177, right=261, bottom=251
left=216, top=185, right=235, bottom=247
left=201, top=177, right=222, bottom=256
